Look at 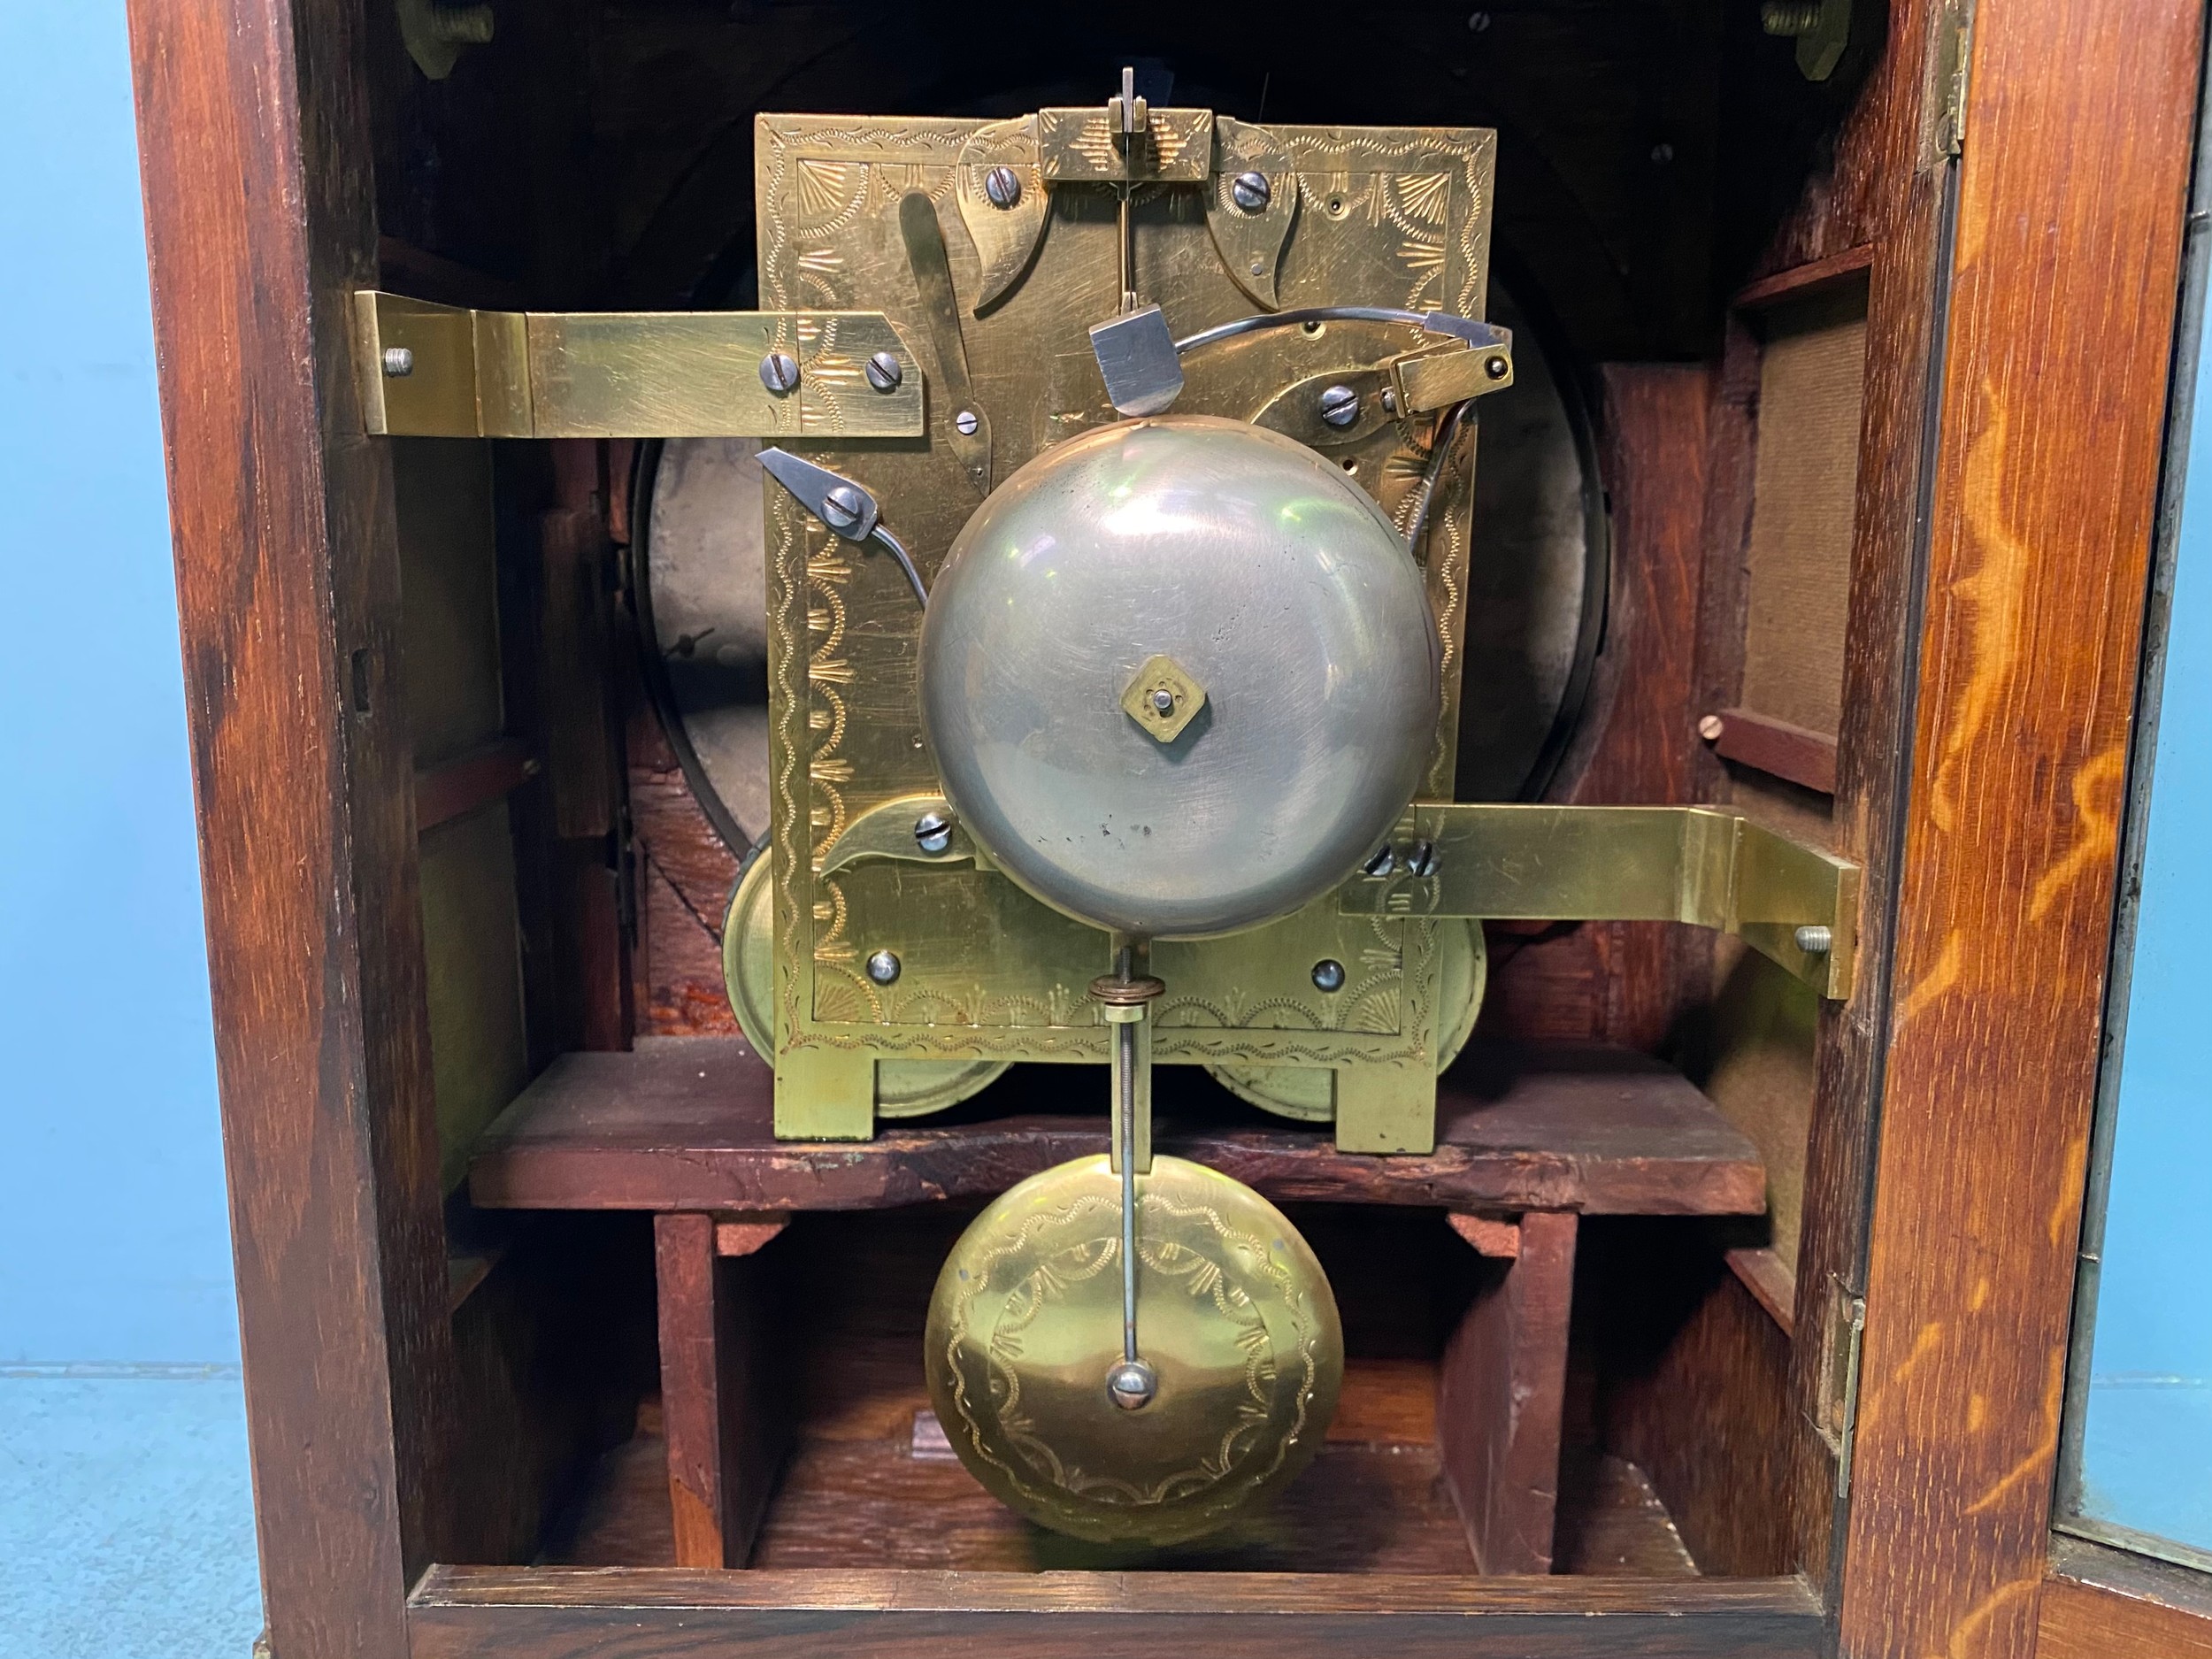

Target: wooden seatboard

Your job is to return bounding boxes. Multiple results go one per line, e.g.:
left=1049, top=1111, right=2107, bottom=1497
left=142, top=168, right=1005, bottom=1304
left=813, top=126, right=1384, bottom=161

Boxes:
left=408, top=1567, right=1822, bottom=1659
left=469, top=1040, right=1766, bottom=1216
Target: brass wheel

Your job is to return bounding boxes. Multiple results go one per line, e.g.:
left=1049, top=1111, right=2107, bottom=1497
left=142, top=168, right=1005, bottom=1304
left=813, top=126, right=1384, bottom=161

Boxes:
left=722, top=836, right=1010, bottom=1118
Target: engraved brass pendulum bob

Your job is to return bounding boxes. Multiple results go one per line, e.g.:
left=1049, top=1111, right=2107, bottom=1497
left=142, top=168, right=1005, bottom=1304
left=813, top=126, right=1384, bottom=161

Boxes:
left=925, top=958, right=1344, bottom=1546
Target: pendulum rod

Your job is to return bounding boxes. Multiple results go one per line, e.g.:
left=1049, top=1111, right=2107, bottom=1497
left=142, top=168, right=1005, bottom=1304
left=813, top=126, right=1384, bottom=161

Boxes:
left=1118, top=1008, right=1140, bottom=1365
left=1093, top=947, right=1164, bottom=1410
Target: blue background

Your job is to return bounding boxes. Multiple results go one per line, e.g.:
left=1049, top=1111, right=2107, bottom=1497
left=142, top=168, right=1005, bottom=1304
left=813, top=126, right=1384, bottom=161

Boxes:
left=0, top=7, right=261, bottom=1655
left=2077, top=265, right=2212, bottom=1558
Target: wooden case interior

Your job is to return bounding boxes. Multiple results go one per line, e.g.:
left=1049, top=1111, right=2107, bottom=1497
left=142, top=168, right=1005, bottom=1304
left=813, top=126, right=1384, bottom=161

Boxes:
left=365, top=0, right=1929, bottom=1615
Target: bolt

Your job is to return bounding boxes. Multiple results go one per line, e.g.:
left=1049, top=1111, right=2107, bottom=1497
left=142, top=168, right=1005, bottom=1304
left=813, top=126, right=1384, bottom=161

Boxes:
left=1762, top=0, right=1823, bottom=34
left=428, top=2, right=495, bottom=43
left=1231, top=171, right=1271, bottom=212
left=1106, top=1358, right=1158, bottom=1411
left=864, top=350, right=903, bottom=393
left=381, top=346, right=415, bottom=378
left=758, top=350, right=800, bottom=394
left=820, top=484, right=865, bottom=534
left=1405, top=840, right=1439, bottom=878
left=913, top=812, right=953, bottom=856
left=1312, top=959, right=1347, bottom=993
left=1318, top=384, right=1361, bottom=428
left=984, top=165, right=1022, bottom=210
left=954, top=408, right=980, bottom=436
left=1363, top=846, right=1397, bottom=879
left=1149, top=687, right=1176, bottom=715
left=1485, top=354, right=1509, bottom=380
left=1794, top=925, right=1834, bottom=955
left=1699, top=714, right=1726, bottom=741
left=866, top=949, right=902, bottom=985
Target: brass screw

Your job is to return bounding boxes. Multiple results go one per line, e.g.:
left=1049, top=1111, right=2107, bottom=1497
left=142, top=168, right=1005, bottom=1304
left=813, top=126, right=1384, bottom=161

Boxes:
left=1762, top=0, right=1823, bottom=34
left=1698, top=714, right=1726, bottom=741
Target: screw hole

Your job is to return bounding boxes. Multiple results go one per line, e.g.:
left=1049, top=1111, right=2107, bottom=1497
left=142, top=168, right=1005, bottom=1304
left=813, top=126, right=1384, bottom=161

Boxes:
left=1301, top=319, right=1325, bottom=338
left=1340, top=457, right=1358, bottom=473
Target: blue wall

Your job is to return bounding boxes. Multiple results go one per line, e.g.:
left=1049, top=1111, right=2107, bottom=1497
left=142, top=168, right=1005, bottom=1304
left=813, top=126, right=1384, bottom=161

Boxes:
left=0, top=11, right=234, bottom=1367
left=0, top=8, right=261, bottom=1655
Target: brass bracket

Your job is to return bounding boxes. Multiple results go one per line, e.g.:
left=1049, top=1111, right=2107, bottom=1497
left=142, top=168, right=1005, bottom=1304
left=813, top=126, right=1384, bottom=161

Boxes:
left=1389, top=342, right=1516, bottom=412
left=1340, top=803, right=1860, bottom=999
left=350, top=291, right=926, bottom=439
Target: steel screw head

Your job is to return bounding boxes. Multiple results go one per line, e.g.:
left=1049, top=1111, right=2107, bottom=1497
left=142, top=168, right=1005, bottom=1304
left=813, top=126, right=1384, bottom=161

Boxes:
left=381, top=346, right=415, bottom=378
left=1405, top=840, right=1440, bottom=878
left=758, top=350, right=800, bottom=394
left=820, top=484, right=865, bottom=533
left=1311, top=959, right=1347, bottom=993
left=954, top=408, right=981, bottom=436
left=1149, top=687, right=1176, bottom=715
left=1363, top=846, right=1397, bottom=879
left=1106, top=1358, right=1158, bottom=1411
left=1794, top=925, right=1834, bottom=955
left=866, top=949, right=902, bottom=985
left=983, top=165, right=1023, bottom=210
left=864, top=350, right=903, bottom=393
left=913, top=812, right=954, bottom=856
left=1485, top=353, right=1510, bottom=380
left=1231, top=171, right=1271, bottom=212
left=1318, top=384, right=1361, bottom=428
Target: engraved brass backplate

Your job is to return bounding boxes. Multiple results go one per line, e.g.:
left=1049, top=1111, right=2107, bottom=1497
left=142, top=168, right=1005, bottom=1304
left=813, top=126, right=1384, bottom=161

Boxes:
left=757, top=109, right=1495, bottom=1140
left=926, top=1154, right=1342, bottom=1545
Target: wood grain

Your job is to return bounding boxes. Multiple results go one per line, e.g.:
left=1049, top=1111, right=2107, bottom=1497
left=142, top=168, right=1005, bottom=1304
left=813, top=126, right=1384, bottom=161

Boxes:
left=1734, top=244, right=1878, bottom=311
left=408, top=1566, right=1824, bottom=1659
left=653, top=1214, right=789, bottom=1568
left=2041, top=1577, right=2212, bottom=1659
left=2040, top=1540, right=2212, bottom=1659
left=1705, top=708, right=1839, bottom=795
left=1774, top=0, right=1957, bottom=1593
left=1492, top=365, right=1714, bottom=1051
left=1439, top=1211, right=1578, bottom=1573
left=469, top=1040, right=1768, bottom=1217
left=1839, top=3, right=2204, bottom=1655
left=125, top=1, right=451, bottom=1652
left=416, top=736, right=536, bottom=835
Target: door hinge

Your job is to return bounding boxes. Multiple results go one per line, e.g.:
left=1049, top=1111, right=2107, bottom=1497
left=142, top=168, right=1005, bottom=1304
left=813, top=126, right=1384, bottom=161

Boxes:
left=1811, top=1274, right=1868, bottom=1497
left=1928, top=0, right=1975, bottom=161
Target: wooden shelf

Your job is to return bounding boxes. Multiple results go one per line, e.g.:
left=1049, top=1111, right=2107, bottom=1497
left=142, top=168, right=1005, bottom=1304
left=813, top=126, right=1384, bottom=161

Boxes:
left=470, top=1038, right=1765, bottom=1217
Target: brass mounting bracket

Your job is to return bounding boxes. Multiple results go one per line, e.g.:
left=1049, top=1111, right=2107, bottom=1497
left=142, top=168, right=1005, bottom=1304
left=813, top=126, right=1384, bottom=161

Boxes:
left=1340, top=803, right=1860, bottom=1000
left=350, top=291, right=926, bottom=440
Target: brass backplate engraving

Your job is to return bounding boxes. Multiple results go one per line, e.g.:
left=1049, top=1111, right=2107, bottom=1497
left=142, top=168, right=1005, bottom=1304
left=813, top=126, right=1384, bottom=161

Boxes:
left=755, top=109, right=1495, bottom=1140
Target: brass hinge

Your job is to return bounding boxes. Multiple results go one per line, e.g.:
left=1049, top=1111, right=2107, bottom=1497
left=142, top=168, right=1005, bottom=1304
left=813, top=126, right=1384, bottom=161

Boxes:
left=350, top=291, right=926, bottom=440
left=1811, top=1274, right=1868, bottom=1497
left=1928, top=0, right=1975, bottom=161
